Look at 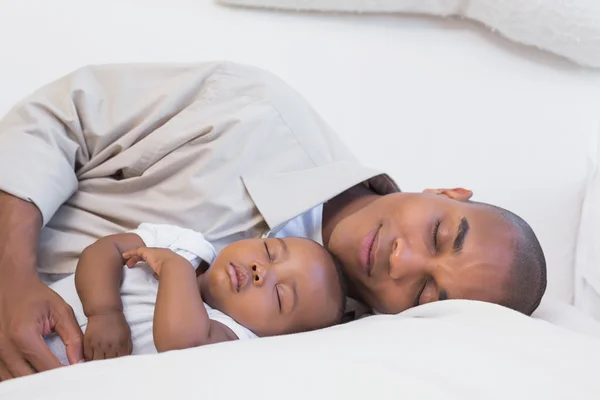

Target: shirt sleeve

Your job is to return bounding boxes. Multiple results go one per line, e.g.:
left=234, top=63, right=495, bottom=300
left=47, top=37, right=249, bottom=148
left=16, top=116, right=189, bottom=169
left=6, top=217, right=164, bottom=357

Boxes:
left=204, top=303, right=258, bottom=340
left=0, top=85, right=80, bottom=226
left=0, top=63, right=224, bottom=226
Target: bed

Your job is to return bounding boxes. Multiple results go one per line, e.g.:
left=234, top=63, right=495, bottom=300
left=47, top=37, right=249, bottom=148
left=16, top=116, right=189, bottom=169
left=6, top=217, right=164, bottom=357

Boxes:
left=1, top=0, right=600, bottom=398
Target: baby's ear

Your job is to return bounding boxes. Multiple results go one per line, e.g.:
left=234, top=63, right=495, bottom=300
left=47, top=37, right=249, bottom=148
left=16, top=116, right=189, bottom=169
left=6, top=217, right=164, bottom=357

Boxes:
left=196, top=260, right=211, bottom=276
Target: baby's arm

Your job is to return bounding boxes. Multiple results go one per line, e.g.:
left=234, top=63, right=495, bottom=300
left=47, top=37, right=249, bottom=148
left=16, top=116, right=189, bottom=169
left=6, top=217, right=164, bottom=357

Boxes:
left=75, top=233, right=144, bottom=360
left=123, top=248, right=237, bottom=353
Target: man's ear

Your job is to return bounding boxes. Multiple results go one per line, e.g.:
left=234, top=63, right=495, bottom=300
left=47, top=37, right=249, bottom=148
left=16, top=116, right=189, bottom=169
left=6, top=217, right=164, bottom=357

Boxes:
left=423, top=188, right=473, bottom=201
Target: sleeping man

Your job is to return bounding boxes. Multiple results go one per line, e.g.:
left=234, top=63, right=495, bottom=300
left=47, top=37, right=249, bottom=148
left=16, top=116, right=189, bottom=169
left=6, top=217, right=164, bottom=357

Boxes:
left=0, top=62, right=546, bottom=380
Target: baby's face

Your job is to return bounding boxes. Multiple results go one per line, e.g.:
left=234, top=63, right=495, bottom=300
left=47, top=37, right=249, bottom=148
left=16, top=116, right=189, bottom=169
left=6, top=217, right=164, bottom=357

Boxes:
left=198, top=237, right=342, bottom=337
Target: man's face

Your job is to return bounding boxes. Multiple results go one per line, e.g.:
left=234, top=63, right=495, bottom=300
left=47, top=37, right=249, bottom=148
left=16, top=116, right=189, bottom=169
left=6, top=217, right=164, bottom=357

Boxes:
left=328, top=190, right=515, bottom=314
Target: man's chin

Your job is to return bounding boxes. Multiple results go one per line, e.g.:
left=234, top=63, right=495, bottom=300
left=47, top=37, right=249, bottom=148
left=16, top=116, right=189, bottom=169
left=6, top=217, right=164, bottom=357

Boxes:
left=351, top=284, right=382, bottom=311
left=358, top=287, right=401, bottom=315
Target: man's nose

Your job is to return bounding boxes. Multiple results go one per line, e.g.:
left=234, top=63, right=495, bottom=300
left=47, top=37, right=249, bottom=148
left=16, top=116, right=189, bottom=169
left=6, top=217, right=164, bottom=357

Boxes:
left=251, top=262, right=267, bottom=287
left=389, top=238, right=427, bottom=280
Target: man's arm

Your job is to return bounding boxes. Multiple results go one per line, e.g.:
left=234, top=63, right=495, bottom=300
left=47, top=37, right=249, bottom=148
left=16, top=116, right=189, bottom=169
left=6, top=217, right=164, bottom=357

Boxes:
left=123, top=248, right=237, bottom=353
left=0, top=71, right=97, bottom=373
left=0, top=192, right=83, bottom=379
left=0, top=192, right=41, bottom=281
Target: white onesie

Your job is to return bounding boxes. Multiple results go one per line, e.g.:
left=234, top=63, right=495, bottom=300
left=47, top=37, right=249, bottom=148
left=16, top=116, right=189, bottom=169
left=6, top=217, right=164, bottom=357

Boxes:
left=45, top=223, right=257, bottom=365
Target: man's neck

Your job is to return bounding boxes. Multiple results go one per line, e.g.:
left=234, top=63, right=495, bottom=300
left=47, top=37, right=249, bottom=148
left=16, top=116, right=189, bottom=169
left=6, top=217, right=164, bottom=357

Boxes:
left=321, top=183, right=380, bottom=247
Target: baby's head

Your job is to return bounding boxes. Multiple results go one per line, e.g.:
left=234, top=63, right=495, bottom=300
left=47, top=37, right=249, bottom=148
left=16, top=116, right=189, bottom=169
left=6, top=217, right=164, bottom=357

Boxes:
left=198, top=237, right=346, bottom=337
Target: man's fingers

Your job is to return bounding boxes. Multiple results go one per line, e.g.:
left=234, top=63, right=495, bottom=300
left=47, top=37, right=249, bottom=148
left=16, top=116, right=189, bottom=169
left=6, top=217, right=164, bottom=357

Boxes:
left=54, top=306, right=84, bottom=365
left=0, top=339, right=37, bottom=377
left=0, top=358, right=14, bottom=381
left=6, top=356, right=35, bottom=378
left=20, top=335, right=63, bottom=372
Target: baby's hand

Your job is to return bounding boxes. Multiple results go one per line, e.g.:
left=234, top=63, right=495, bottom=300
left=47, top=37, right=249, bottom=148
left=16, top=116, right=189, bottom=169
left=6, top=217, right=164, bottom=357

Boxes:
left=84, top=312, right=132, bottom=361
left=123, top=247, right=187, bottom=277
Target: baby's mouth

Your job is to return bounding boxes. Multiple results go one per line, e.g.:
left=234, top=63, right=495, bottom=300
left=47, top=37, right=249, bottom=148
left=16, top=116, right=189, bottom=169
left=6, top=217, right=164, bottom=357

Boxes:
left=228, top=262, right=250, bottom=292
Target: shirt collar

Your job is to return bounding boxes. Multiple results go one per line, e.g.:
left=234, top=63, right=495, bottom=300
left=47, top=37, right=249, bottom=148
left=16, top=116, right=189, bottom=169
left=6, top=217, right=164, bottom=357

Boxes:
left=242, top=160, right=399, bottom=230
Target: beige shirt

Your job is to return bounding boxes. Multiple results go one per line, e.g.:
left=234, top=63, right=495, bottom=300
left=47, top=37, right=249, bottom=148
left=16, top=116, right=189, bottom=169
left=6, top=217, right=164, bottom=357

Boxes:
left=0, top=62, right=398, bottom=274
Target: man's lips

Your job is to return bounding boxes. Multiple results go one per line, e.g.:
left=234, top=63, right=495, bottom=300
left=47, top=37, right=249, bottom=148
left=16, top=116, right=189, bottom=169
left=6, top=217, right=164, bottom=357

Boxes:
left=227, top=263, right=250, bottom=292
left=359, top=225, right=381, bottom=277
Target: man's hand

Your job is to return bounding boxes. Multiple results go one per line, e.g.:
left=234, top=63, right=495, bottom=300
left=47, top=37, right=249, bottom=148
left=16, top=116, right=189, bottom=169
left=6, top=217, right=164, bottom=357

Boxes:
left=0, top=276, right=84, bottom=380
left=123, top=247, right=190, bottom=277
left=84, top=312, right=132, bottom=361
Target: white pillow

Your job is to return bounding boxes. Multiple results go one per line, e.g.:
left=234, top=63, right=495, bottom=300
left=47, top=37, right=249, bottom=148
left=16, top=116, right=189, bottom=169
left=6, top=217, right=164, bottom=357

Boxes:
left=216, top=0, right=600, bottom=68
left=575, top=136, right=600, bottom=319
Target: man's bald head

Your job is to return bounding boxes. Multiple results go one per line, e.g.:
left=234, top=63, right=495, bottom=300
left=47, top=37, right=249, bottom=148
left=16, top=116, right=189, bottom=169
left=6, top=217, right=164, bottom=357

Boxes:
left=473, top=202, right=547, bottom=315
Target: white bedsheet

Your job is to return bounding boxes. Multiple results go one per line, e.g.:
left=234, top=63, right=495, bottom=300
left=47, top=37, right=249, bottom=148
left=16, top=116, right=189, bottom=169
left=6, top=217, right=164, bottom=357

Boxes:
left=1, top=301, right=599, bottom=399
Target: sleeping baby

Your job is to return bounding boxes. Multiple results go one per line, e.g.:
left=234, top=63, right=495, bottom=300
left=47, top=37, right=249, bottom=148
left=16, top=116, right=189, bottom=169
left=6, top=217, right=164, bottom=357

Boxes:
left=45, top=223, right=346, bottom=363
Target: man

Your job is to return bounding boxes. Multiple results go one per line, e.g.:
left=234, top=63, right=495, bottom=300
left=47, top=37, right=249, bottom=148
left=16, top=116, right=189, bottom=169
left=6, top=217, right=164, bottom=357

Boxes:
left=0, top=62, right=547, bottom=380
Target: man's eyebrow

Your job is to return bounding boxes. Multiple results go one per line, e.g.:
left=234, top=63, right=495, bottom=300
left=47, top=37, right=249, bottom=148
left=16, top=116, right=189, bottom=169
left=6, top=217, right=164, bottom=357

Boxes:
left=452, top=217, right=470, bottom=254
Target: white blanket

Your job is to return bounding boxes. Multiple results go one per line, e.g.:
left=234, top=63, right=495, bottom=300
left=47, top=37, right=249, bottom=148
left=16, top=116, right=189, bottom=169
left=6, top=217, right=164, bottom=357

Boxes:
left=2, top=300, right=600, bottom=399
left=216, top=0, right=600, bottom=68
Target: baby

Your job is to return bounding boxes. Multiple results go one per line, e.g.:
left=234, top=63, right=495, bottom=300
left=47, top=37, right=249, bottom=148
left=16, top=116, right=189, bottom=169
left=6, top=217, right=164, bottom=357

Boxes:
left=45, top=223, right=346, bottom=363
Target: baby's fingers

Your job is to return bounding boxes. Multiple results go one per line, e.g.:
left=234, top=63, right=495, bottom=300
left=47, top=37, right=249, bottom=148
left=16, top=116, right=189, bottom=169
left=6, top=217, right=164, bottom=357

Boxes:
left=121, top=337, right=133, bottom=357
left=122, top=247, right=163, bottom=274
left=124, top=255, right=143, bottom=268
left=83, top=341, right=94, bottom=362
left=123, top=248, right=147, bottom=266
left=123, top=248, right=142, bottom=258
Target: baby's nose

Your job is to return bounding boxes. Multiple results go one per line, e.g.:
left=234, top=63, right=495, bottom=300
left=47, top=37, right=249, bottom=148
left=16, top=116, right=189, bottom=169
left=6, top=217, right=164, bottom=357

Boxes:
left=251, top=263, right=267, bottom=286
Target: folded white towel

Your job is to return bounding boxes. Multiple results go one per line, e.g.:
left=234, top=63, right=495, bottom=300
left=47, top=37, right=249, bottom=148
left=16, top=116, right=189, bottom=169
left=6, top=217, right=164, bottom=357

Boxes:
left=216, top=0, right=600, bottom=68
